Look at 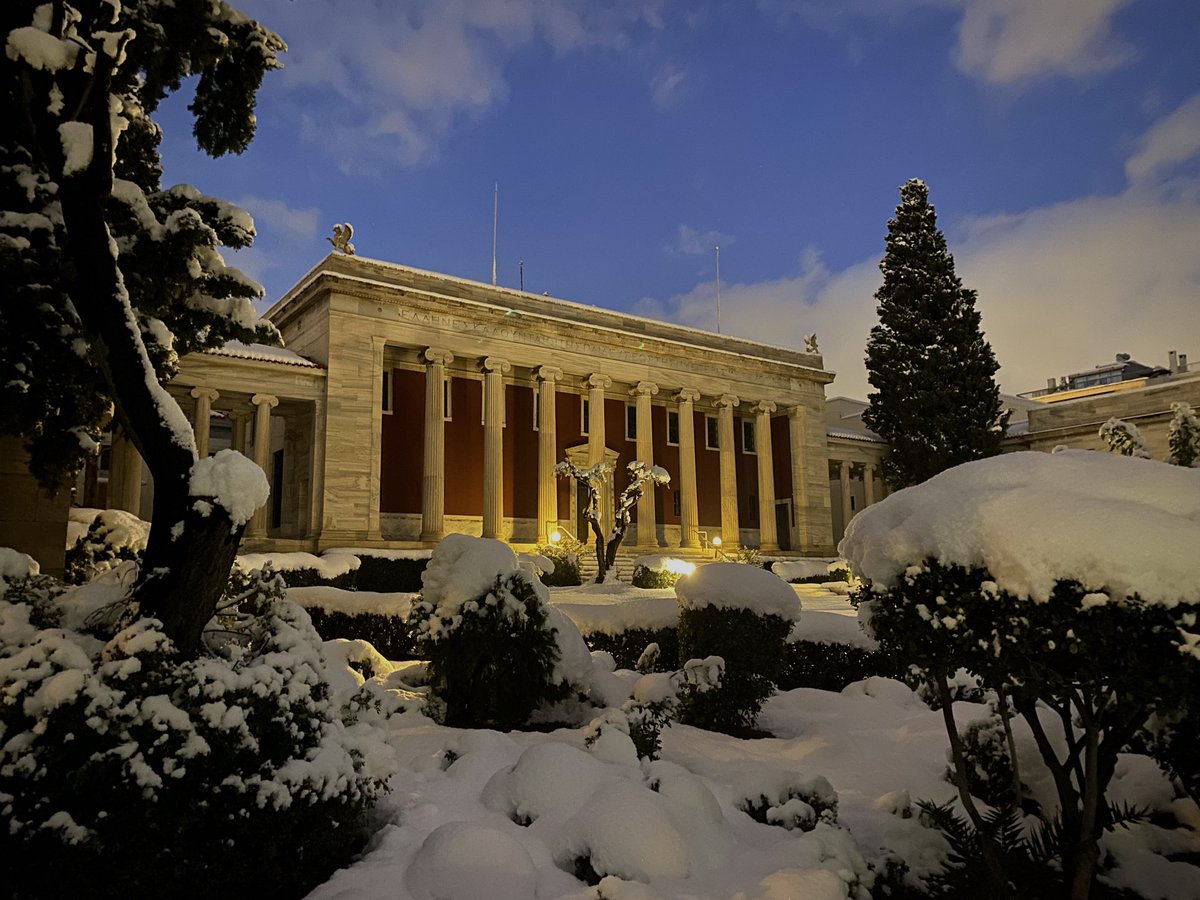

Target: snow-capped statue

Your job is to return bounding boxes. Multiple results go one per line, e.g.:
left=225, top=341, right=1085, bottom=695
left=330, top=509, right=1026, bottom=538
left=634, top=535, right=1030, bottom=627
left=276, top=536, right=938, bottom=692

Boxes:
left=328, top=222, right=356, bottom=255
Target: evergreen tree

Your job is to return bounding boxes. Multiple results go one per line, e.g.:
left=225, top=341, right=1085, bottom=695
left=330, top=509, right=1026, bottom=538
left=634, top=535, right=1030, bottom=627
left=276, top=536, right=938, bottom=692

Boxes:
left=1167, top=402, right=1200, bottom=467
left=863, top=180, right=1008, bottom=488
left=2, top=1, right=284, bottom=654
left=1099, top=417, right=1152, bottom=459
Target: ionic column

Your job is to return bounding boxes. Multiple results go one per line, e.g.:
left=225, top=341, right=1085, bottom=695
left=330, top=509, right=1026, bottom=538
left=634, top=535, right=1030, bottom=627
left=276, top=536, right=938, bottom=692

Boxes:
left=788, top=405, right=809, bottom=552
left=421, top=348, right=454, bottom=541
left=863, top=463, right=876, bottom=507
left=587, top=374, right=613, bottom=534
left=676, top=388, right=701, bottom=548
left=536, top=366, right=563, bottom=543
left=838, top=460, right=853, bottom=538
left=189, top=386, right=219, bottom=458
left=634, top=381, right=659, bottom=547
left=755, top=400, right=778, bottom=550
left=716, top=394, right=740, bottom=547
left=368, top=336, right=386, bottom=540
left=247, top=393, right=279, bottom=538
left=482, top=356, right=510, bottom=539
left=231, top=411, right=249, bottom=455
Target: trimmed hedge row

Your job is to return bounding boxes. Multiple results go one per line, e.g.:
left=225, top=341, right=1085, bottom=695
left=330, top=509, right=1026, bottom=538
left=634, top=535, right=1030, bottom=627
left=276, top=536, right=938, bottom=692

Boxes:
left=777, top=640, right=900, bottom=692
left=583, top=627, right=680, bottom=671
left=354, top=556, right=427, bottom=592
left=304, top=607, right=415, bottom=660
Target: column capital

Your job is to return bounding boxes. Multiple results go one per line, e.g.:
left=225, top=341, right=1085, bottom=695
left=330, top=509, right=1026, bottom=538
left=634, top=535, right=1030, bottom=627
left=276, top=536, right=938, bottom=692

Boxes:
left=716, top=393, right=740, bottom=409
left=424, top=347, right=454, bottom=366
left=190, top=385, right=220, bottom=403
left=676, top=387, right=701, bottom=404
left=585, top=373, right=613, bottom=391
left=633, top=381, right=659, bottom=397
left=754, top=400, right=778, bottom=416
left=536, top=365, right=563, bottom=383
left=482, top=356, right=511, bottom=374
left=251, top=393, right=279, bottom=409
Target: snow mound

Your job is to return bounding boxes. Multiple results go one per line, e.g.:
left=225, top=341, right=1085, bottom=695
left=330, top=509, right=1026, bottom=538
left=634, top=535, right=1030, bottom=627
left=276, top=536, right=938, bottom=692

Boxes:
left=421, top=534, right=542, bottom=619
left=552, top=595, right=679, bottom=635
left=407, top=822, right=537, bottom=900
left=675, top=562, right=801, bottom=620
left=189, top=449, right=269, bottom=527
left=237, top=551, right=360, bottom=579
left=287, top=586, right=413, bottom=618
left=841, top=451, right=1200, bottom=606
left=789, top=611, right=877, bottom=650
left=771, top=558, right=844, bottom=581
left=482, top=742, right=613, bottom=825
left=1, top=547, right=39, bottom=591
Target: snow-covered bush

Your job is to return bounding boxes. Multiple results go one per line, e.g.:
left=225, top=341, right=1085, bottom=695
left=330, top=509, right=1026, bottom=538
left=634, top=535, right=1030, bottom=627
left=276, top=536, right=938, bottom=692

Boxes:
left=632, top=555, right=694, bottom=589
left=236, top=551, right=360, bottom=589
left=408, top=535, right=580, bottom=728
left=1168, top=401, right=1200, bottom=467
left=950, top=708, right=1025, bottom=811
left=534, top=536, right=583, bottom=586
left=0, top=570, right=387, bottom=900
left=348, top=549, right=431, bottom=591
left=585, top=625, right=679, bottom=671
left=675, top=563, right=799, bottom=734
left=779, top=640, right=899, bottom=692
left=1099, top=416, right=1151, bottom=458
left=64, top=509, right=150, bottom=584
left=290, top=587, right=415, bottom=660
left=735, top=772, right=839, bottom=832
left=842, top=451, right=1200, bottom=897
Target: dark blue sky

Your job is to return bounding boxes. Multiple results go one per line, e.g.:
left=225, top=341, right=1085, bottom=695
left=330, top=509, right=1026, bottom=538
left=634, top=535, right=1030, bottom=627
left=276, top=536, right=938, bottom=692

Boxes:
left=156, top=0, right=1200, bottom=398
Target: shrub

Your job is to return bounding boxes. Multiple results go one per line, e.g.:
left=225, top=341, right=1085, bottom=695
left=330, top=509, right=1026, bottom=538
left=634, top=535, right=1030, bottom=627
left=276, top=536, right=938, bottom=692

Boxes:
left=631, top=564, right=681, bottom=589
left=778, top=640, right=900, bottom=692
left=353, top=554, right=429, bottom=592
left=408, top=535, right=575, bottom=729
left=737, top=774, right=839, bottom=832
left=0, top=567, right=386, bottom=900
left=64, top=510, right=148, bottom=584
left=951, top=707, right=1025, bottom=810
left=236, top=552, right=359, bottom=590
left=584, top=626, right=679, bottom=671
left=535, top=537, right=583, bottom=587
left=306, top=607, right=414, bottom=660
left=674, top=563, right=798, bottom=735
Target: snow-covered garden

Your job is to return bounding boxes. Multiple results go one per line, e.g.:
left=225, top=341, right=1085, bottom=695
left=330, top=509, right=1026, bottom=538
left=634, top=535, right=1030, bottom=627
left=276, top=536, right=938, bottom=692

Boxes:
left=3, top=451, right=1200, bottom=899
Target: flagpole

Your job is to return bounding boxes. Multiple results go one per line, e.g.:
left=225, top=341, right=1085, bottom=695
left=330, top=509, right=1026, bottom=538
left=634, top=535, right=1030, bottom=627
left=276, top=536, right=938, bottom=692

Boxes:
left=491, top=183, right=498, bottom=286
left=715, top=245, right=722, bottom=334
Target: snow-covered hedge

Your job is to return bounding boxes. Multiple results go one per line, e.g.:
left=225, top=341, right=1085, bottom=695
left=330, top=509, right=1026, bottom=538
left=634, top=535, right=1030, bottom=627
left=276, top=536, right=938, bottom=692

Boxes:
left=236, top=550, right=360, bottom=589
left=408, top=535, right=590, bottom=728
left=335, top=548, right=431, bottom=592
left=0, top=567, right=389, bottom=899
left=631, top=555, right=694, bottom=589
left=64, top=508, right=150, bottom=584
left=675, top=563, right=800, bottom=734
left=289, top=586, right=416, bottom=660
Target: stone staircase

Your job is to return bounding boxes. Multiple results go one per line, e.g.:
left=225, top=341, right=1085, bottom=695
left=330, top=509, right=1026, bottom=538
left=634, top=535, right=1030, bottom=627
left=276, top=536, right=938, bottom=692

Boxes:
left=575, top=546, right=720, bottom=584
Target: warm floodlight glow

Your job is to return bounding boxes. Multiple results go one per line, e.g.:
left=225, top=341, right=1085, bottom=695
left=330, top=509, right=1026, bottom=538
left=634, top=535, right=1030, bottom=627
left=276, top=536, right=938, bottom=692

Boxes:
left=549, top=530, right=562, bottom=544
left=665, top=558, right=696, bottom=576
left=711, top=536, right=722, bottom=547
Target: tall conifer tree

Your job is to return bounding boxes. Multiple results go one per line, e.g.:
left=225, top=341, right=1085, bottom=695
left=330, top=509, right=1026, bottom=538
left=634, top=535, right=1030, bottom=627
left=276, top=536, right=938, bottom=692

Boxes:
left=863, top=180, right=1008, bottom=488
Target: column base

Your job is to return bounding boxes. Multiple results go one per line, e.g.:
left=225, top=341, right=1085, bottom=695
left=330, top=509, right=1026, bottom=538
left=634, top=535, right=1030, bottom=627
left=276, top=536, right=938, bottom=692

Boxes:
left=419, top=531, right=445, bottom=543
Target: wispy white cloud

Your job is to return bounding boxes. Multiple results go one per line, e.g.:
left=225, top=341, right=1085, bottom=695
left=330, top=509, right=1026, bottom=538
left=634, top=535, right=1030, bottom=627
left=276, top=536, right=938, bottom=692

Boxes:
left=1126, top=92, right=1200, bottom=185
left=261, top=0, right=666, bottom=171
left=640, top=103, right=1200, bottom=401
left=650, top=64, right=690, bottom=109
left=670, top=224, right=734, bottom=256
left=238, top=195, right=320, bottom=243
left=765, top=0, right=1141, bottom=85
left=953, top=0, right=1137, bottom=85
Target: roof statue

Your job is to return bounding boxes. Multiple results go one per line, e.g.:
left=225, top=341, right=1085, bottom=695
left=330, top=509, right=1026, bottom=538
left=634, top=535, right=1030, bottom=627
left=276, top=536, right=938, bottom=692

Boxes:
left=327, top=222, right=356, bottom=255
left=804, top=333, right=819, bottom=353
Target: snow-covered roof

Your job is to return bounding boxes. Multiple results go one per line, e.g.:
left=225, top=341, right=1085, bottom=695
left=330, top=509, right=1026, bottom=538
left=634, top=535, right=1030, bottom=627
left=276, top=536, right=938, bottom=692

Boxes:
left=827, top=426, right=886, bottom=444
left=205, top=340, right=323, bottom=369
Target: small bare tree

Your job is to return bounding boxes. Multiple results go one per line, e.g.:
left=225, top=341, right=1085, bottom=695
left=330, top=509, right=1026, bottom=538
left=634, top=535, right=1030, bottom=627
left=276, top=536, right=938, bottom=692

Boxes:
left=555, top=460, right=670, bottom=583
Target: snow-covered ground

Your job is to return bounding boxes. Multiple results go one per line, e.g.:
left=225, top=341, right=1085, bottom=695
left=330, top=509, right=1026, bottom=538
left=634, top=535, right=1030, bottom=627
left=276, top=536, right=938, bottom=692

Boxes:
left=293, top=575, right=1200, bottom=900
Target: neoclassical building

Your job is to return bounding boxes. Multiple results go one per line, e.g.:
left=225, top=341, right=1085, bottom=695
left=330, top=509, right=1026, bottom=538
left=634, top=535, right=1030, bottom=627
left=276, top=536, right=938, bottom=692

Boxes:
left=112, top=253, right=843, bottom=557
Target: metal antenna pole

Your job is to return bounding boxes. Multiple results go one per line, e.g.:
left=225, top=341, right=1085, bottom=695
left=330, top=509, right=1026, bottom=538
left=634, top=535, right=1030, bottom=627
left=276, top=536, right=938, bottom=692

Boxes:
left=715, top=245, right=722, bottom=334
left=491, top=183, right=498, bottom=286
left=519, top=259, right=524, bottom=292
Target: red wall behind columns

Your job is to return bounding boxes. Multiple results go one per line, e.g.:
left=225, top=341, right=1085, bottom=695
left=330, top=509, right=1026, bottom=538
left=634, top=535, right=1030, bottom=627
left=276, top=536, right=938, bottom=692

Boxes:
left=504, top=383, right=538, bottom=519
left=445, top=377, right=483, bottom=515
left=380, top=368, right=424, bottom=514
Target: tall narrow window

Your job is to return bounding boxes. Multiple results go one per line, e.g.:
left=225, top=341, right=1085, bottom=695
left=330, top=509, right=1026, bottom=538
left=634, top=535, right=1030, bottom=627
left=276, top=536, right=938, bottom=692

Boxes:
left=741, top=419, right=756, bottom=454
left=533, top=387, right=541, bottom=431
left=443, top=377, right=452, bottom=420
left=626, top=404, right=637, bottom=441
left=581, top=398, right=590, bottom=436
left=667, top=410, right=679, bottom=446
left=381, top=369, right=393, bottom=414
left=705, top=415, right=718, bottom=450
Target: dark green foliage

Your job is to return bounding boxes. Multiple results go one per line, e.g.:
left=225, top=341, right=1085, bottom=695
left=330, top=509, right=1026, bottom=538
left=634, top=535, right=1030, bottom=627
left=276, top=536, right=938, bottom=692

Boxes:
left=584, top=627, right=680, bottom=671
left=625, top=698, right=677, bottom=760
left=631, top=565, right=682, bottom=589
left=305, top=607, right=414, bottom=660
left=535, top=538, right=584, bottom=586
left=861, top=559, right=1199, bottom=898
left=738, top=778, right=839, bottom=832
left=274, top=566, right=357, bottom=590
left=953, top=712, right=1024, bottom=810
left=777, top=640, right=900, bottom=691
left=787, top=568, right=851, bottom=584
left=410, top=572, right=568, bottom=729
left=0, top=573, right=383, bottom=900
left=862, top=180, right=1008, bottom=488
left=63, top=514, right=146, bottom=584
left=1140, top=706, right=1200, bottom=804
left=353, top=555, right=428, bottom=592
left=677, top=605, right=790, bottom=735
